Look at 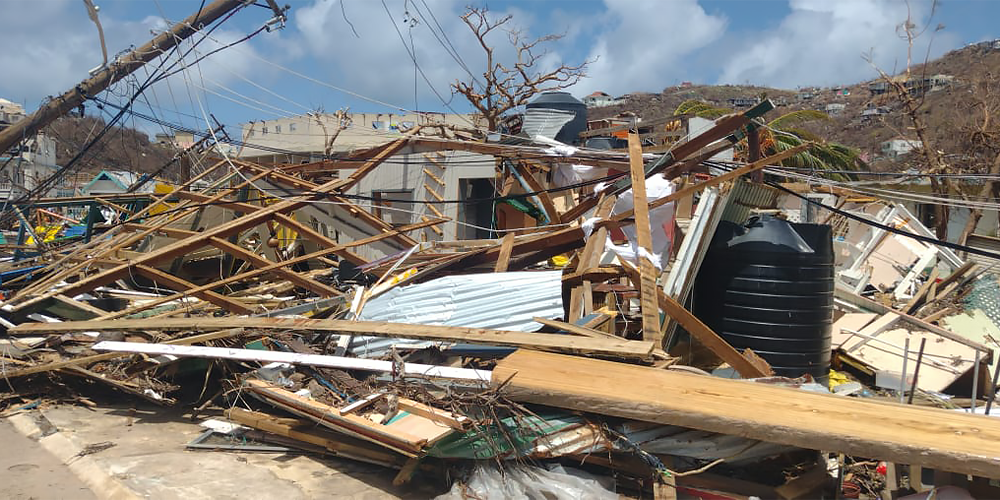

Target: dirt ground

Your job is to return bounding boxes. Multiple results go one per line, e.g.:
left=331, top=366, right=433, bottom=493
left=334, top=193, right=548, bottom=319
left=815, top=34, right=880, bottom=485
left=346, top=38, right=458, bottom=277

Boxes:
left=0, top=419, right=98, bottom=500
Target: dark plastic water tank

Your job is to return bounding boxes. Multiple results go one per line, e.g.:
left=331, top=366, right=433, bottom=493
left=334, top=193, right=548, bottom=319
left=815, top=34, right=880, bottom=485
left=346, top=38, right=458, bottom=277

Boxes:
left=525, top=91, right=587, bottom=144
left=694, top=216, right=833, bottom=382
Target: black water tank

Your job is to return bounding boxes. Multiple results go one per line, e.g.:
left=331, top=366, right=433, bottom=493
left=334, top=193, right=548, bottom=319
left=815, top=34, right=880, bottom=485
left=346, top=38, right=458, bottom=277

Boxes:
left=525, top=91, right=587, bottom=144
left=694, top=216, right=833, bottom=382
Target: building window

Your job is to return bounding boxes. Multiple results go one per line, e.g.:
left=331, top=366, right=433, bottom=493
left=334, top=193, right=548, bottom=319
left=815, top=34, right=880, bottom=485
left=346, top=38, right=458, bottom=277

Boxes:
left=275, top=125, right=282, bottom=133
left=262, top=126, right=268, bottom=135
left=289, top=123, right=297, bottom=132
left=400, top=121, right=415, bottom=129
left=372, top=121, right=385, bottom=130
left=372, top=190, right=414, bottom=227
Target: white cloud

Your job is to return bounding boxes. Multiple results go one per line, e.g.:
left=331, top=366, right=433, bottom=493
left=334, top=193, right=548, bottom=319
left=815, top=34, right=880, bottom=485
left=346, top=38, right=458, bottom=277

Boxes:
left=0, top=0, right=146, bottom=106
left=0, top=0, right=270, bottom=123
left=573, top=0, right=727, bottom=96
left=716, top=0, right=961, bottom=88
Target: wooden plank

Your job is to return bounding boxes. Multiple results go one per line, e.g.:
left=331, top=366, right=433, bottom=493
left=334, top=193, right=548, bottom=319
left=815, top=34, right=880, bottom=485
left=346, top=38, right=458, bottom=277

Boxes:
left=50, top=294, right=107, bottom=320
left=133, top=264, right=255, bottom=315
left=628, top=131, right=663, bottom=342
left=423, top=183, right=444, bottom=202
left=244, top=380, right=427, bottom=457
left=206, top=236, right=342, bottom=297
left=17, top=136, right=413, bottom=307
left=94, top=218, right=443, bottom=321
left=622, top=263, right=769, bottom=378
left=0, top=328, right=247, bottom=379
left=494, top=233, right=515, bottom=273
left=903, top=267, right=939, bottom=314
left=533, top=316, right=621, bottom=340
left=492, top=349, right=1000, bottom=479
left=15, top=317, right=656, bottom=359
left=224, top=408, right=404, bottom=468
left=271, top=213, right=367, bottom=265
left=422, top=168, right=445, bottom=186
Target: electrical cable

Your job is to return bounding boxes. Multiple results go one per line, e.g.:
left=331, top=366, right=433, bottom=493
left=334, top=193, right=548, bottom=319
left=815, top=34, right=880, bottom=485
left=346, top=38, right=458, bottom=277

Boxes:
left=704, top=160, right=1000, bottom=262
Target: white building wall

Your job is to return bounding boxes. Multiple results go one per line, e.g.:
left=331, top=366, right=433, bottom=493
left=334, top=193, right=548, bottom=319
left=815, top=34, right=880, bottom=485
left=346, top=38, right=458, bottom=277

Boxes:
left=237, top=112, right=480, bottom=161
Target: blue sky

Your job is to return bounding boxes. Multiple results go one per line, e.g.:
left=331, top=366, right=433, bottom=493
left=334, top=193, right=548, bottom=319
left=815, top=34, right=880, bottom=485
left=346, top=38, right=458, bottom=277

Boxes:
left=2, top=0, right=998, bottom=138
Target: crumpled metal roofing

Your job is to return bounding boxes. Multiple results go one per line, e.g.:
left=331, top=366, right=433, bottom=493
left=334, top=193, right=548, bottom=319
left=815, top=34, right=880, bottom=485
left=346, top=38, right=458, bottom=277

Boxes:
left=350, top=271, right=564, bottom=358
left=521, top=108, right=576, bottom=140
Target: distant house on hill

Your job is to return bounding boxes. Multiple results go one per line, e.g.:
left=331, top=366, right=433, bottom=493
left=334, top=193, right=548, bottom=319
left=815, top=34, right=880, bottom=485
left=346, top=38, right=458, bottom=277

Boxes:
left=81, top=170, right=155, bottom=196
left=825, top=103, right=847, bottom=115
left=881, top=138, right=922, bottom=159
left=582, top=91, right=615, bottom=108
left=727, top=96, right=760, bottom=108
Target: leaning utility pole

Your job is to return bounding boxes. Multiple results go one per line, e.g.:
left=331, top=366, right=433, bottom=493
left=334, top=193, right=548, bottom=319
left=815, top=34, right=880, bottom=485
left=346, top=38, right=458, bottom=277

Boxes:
left=0, top=0, right=245, bottom=156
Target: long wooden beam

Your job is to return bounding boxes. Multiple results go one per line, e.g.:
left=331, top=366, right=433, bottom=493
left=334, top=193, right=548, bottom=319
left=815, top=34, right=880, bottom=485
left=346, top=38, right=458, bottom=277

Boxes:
left=13, top=318, right=656, bottom=359
left=206, top=236, right=342, bottom=297
left=133, top=264, right=254, bottom=315
left=493, top=349, right=1000, bottom=479
left=0, top=328, right=247, bottom=379
left=13, top=134, right=414, bottom=309
left=90, top=217, right=443, bottom=320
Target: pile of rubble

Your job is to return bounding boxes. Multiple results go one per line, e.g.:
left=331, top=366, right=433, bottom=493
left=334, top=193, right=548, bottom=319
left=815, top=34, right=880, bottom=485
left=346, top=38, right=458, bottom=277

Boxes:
left=2, top=101, right=1000, bottom=499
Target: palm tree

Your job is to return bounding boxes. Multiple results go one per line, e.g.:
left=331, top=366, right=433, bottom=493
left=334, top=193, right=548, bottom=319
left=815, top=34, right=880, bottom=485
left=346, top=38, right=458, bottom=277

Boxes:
left=673, top=102, right=866, bottom=181
left=758, top=110, right=866, bottom=182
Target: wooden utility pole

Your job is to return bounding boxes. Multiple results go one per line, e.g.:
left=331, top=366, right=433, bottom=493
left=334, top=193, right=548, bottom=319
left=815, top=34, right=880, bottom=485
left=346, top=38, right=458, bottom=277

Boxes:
left=0, top=0, right=246, bottom=156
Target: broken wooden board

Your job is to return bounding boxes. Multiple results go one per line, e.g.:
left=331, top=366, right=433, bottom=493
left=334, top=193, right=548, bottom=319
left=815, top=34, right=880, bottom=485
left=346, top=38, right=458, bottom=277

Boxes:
left=225, top=408, right=406, bottom=468
left=244, top=379, right=456, bottom=457
left=12, top=317, right=655, bottom=359
left=492, top=350, right=1000, bottom=479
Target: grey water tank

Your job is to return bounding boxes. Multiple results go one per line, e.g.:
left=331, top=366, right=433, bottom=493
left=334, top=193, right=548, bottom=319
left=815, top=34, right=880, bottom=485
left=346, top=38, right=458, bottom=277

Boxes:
left=525, top=91, right=587, bottom=145
left=694, top=216, right=834, bottom=382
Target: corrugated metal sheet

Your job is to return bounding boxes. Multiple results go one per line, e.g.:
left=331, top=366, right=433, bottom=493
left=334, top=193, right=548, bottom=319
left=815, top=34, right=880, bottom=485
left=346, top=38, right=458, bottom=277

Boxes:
left=521, top=108, right=575, bottom=140
left=358, top=270, right=563, bottom=330
left=351, top=271, right=564, bottom=358
left=967, top=233, right=1000, bottom=271
left=721, top=179, right=781, bottom=224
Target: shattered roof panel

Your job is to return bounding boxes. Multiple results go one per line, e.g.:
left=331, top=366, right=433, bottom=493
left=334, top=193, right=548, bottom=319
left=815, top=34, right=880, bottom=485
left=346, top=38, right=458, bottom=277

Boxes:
left=358, top=270, right=563, bottom=332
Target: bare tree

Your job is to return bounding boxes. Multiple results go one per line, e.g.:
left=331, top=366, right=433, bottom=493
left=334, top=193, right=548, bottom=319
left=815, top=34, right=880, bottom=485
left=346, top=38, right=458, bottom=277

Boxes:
left=452, top=7, right=591, bottom=132
left=310, top=107, right=352, bottom=158
left=945, top=68, right=1000, bottom=247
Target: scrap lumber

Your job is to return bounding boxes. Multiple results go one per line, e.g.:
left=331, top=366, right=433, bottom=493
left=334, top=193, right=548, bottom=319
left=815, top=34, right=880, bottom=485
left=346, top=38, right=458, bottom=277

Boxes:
left=622, top=262, right=770, bottom=378
left=532, top=317, right=621, bottom=340
left=903, top=267, right=939, bottom=314
left=493, top=350, right=1000, bottom=478
left=835, top=287, right=993, bottom=357
left=133, top=264, right=256, bottom=315
left=91, top=218, right=444, bottom=320
left=12, top=317, right=656, bottom=359
left=0, top=328, right=247, bottom=379
left=9, top=133, right=416, bottom=312
left=244, top=379, right=455, bottom=457
left=627, top=131, right=663, bottom=342
left=225, top=408, right=405, bottom=468
left=494, top=233, right=514, bottom=273
left=91, top=341, right=491, bottom=380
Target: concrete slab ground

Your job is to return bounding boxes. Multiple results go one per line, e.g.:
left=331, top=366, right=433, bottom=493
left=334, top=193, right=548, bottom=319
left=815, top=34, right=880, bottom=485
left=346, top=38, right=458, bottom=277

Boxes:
left=0, top=419, right=98, bottom=500
left=3, top=403, right=445, bottom=500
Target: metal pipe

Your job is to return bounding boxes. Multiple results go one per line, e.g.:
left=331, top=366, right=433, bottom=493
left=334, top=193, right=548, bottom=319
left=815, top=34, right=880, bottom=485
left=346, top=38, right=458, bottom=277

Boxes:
left=986, top=360, right=1000, bottom=415
left=899, top=337, right=910, bottom=403
left=971, top=351, right=981, bottom=413
left=907, top=338, right=927, bottom=404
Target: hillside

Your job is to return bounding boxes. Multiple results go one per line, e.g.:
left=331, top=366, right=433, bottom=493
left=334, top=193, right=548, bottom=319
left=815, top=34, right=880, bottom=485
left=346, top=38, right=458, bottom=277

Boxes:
left=42, top=116, right=175, bottom=178
left=588, top=41, right=1000, bottom=172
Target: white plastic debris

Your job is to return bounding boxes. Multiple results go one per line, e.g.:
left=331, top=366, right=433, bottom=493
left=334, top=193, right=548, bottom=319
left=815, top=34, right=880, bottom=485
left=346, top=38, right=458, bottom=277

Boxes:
left=435, top=462, right=617, bottom=500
